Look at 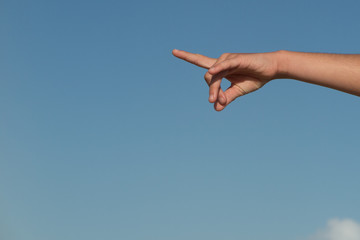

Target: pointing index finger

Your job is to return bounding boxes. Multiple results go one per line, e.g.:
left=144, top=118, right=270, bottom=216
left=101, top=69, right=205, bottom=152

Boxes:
left=172, top=49, right=216, bottom=69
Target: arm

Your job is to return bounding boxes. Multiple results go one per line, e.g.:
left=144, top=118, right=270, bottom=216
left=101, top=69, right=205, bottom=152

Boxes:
left=277, top=51, right=360, bottom=96
left=173, top=49, right=360, bottom=111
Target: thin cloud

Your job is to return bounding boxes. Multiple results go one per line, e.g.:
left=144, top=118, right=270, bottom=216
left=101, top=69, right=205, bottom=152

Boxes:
left=308, top=218, right=360, bottom=240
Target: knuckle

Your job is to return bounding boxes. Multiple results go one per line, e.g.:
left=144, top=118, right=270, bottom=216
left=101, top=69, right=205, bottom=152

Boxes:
left=203, top=73, right=207, bottom=80
left=222, top=53, right=230, bottom=58
left=203, top=73, right=211, bottom=82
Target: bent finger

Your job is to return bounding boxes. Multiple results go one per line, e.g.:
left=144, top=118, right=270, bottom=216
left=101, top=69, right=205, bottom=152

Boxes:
left=209, top=71, right=229, bottom=103
left=213, top=87, right=241, bottom=111
left=208, top=58, right=239, bottom=75
left=214, top=100, right=227, bottom=112
left=204, top=72, right=227, bottom=104
left=207, top=54, right=233, bottom=103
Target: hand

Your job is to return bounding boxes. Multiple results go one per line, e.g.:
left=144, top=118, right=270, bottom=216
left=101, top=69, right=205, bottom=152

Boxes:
left=172, top=49, right=280, bottom=111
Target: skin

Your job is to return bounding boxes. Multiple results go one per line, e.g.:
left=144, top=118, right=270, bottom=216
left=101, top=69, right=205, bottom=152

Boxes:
left=172, top=49, right=360, bottom=111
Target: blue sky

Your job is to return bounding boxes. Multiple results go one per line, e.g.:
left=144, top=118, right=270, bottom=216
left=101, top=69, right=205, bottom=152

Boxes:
left=1, top=0, right=360, bottom=239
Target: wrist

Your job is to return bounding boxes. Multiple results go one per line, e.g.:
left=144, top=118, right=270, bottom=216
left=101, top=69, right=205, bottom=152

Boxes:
left=274, top=50, right=291, bottom=79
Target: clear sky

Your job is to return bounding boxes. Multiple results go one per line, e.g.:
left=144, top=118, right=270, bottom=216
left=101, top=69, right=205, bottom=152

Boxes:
left=1, top=0, right=360, bottom=239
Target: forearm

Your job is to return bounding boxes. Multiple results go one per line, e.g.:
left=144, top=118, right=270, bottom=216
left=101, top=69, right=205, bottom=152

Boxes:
left=276, top=50, right=360, bottom=96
